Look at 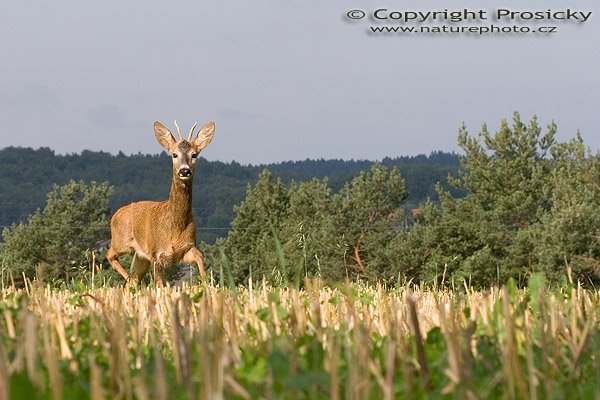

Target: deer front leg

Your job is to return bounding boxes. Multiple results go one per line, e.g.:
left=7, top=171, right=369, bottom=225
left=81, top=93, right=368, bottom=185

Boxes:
left=183, top=247, right=206, bottom=276
left=107, top=247, right=130, bottom=281
left=152, top=262, right=166, bottom=287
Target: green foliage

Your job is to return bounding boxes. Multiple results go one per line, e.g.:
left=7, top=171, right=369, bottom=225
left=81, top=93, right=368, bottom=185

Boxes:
left=282, top=179, right=333, bottom=280
left=0, top=147, right=459, bottom=244
left=211, top=112, right=600, bottom=287
left=2, top=282, right=600, bottom=399
left=403, top=113, right=600, bottom=286
left=1, top=180, right=113, bottom=286
left=3, top=113, right=599, bottom=288
left=216, top=170, right=290, bottom=283
left=532, top=137, right=600, bottom=282
left=328, top=164, right=408, bottom=280
left=211, top=164, right=408, bottom=284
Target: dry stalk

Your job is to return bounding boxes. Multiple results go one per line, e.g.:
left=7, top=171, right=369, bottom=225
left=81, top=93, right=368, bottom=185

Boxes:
left=408, top=294, right=432, bottom=392
left=0, top=280, right=597, bottom=398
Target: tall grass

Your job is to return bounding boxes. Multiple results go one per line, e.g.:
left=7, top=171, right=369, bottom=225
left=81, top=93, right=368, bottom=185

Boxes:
left=0, top=277, right=598, bottom=399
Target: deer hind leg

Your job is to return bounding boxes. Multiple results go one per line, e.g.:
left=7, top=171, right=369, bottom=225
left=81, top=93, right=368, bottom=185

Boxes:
left=130, top=254, right=151, bottom=284
left=183, top=247, right=206, bottom=277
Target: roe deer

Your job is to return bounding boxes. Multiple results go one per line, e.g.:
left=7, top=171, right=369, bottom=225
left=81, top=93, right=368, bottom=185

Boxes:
left=106, top=120, right=215, bottom=285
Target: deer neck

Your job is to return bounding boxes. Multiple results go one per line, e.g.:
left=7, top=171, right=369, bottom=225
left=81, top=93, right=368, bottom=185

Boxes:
left=168, top=176, right=194, bottom=230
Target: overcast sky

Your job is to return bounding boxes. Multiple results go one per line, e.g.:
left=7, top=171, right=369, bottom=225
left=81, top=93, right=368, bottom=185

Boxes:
left=0, top=1, right=597, bottom=164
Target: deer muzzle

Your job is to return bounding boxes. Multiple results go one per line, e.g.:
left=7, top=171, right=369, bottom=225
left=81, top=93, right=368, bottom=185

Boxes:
left=178, top=167, right=192, bottom=179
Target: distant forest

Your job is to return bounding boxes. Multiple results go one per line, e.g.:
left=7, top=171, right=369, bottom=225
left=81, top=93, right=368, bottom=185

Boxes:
left=0, top=147, right=461, bottom=243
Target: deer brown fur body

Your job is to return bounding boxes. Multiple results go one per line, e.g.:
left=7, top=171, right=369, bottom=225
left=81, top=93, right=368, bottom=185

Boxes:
left=106, top=120, right=215, bottom=285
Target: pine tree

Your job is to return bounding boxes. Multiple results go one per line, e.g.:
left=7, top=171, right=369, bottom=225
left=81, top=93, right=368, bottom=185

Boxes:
left=219, top=170, right=290, bottom=283
left=281, top=178, right=333, bottom=280
left=411, top=113, right=600, bottom=286
left=328, top=164, right=408, bottom=280
left=1, top=180, right=113, bottom=285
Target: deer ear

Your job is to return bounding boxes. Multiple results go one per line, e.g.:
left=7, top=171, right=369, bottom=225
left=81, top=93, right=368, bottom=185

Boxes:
left=193, top=121, right=215, bottom=151
left=154, top=121, right=176, bottom=150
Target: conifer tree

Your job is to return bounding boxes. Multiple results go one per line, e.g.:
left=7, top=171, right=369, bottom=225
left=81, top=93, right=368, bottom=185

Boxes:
left=220, top=170, right=290, bottom=283
left=1, top=180, right=113, bottom=285
left=410, top=113, right=600, bottom=286
left=328, top=164, right=407, bottom=280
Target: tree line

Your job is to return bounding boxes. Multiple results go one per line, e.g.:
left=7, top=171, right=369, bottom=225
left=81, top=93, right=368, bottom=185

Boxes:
left=206, top=113, right=600, bottom=287
left=0, top=147, right=460, bottom=244
left=3, top=112, right=599, bottom=287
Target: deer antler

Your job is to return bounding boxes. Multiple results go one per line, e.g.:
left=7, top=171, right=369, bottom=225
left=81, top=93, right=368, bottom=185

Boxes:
left=187, top=122, right=198, bottom=141
left=173, top=120, right=183, bottom=141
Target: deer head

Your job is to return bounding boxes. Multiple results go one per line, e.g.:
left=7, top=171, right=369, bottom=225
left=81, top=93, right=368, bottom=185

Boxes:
left=154, top=120, right=215, bottom=181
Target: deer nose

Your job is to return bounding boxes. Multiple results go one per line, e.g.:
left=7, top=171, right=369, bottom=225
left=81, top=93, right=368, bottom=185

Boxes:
left=178, top=167, right=192, bottom=178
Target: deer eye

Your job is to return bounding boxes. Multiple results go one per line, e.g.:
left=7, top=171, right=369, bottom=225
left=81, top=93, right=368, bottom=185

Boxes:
left=191, top=153, right=197, bottom=159
left=172, top=153, right=178, bottom=158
